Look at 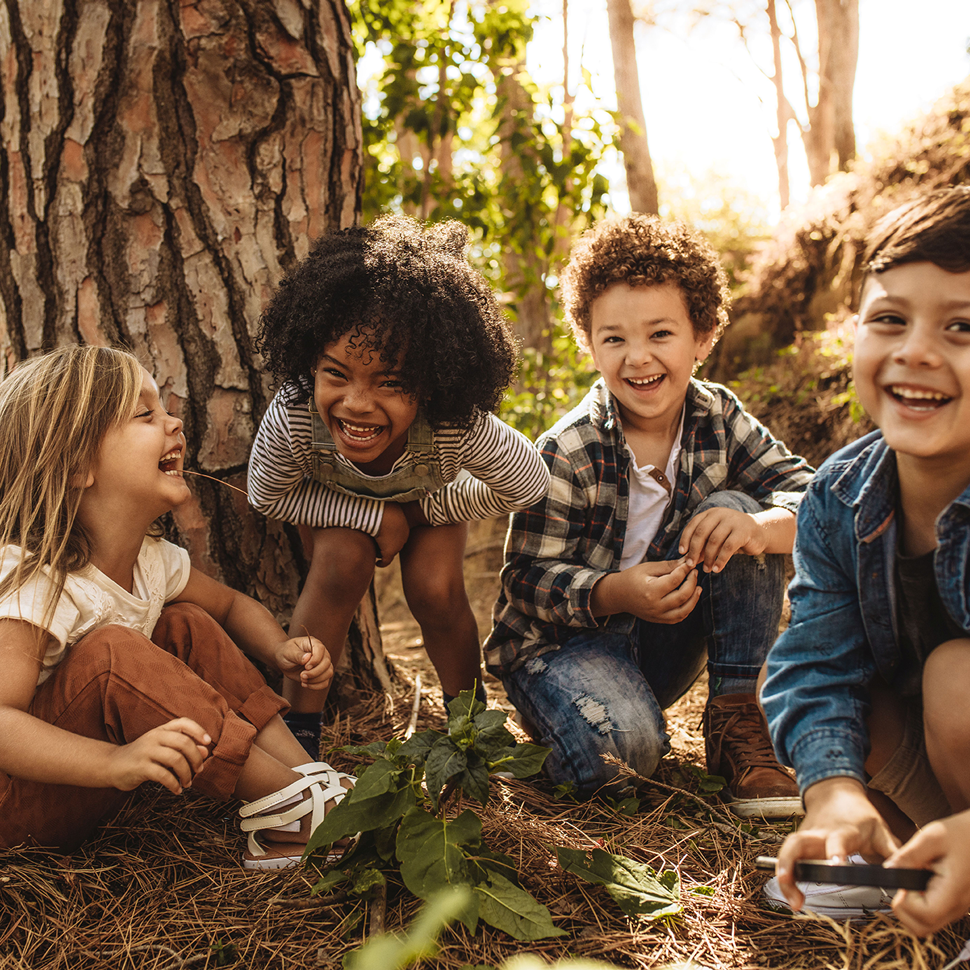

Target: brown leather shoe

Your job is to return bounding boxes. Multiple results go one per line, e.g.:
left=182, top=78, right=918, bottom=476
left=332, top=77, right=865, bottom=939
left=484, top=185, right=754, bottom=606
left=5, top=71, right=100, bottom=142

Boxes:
left=703, top=693, right=803, bottom=818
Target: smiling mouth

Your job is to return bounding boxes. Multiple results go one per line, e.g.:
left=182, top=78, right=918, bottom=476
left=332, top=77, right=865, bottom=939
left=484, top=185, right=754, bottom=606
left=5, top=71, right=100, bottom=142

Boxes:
left=159, top=449, right=182, bottom=476
left=336, top=418, right=386, bottom=442
left=888, top=385, right=952, bottom=411
left=627, top=374, right=664, bottom=389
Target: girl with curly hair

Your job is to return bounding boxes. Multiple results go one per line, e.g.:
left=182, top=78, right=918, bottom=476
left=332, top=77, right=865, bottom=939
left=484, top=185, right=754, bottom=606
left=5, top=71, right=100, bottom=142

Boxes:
left=249, top=216, right=549, bottom=752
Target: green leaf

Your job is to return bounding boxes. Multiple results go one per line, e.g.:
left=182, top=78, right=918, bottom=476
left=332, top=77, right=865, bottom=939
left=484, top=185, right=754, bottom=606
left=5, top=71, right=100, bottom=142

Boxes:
left=446, top=688, right=487, bottom=723
left=473, top=871, right=566, bottom=941
left=305, top=760, right=415, bottom=856
left=350, top=867, right=386, bottom=898
left=466, top=844, right=518, bottom=886
left=397, top=807, right=480, bottom=899
left=502, top=742, right=550, bottom=779
left=454, top=750, right=490, bottom=806
left=424, top=737, right=467, bottom=806
left=555, top=847, right=681, bottom=919
left=396, top=730, right=440, bottom=768
left=343, top=886, right=475, bottom=970
left=334, top=741, right=387, bottom=759
left=309, top=868, right=350, bottom=895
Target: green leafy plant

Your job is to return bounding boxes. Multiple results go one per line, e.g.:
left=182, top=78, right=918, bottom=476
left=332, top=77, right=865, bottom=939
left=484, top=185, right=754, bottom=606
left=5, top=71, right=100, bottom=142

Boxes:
left=555, top=847, right=681, bottom=920
left=304, top=691, right=564, bottom=942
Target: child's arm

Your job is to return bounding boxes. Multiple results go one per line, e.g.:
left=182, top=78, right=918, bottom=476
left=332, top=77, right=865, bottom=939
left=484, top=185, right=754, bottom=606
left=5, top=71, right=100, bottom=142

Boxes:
left=0, top=619, right=209, bottom=792
left=173, top=567, right=334, bottom=690
left=773, top=776, right=900, bottom=912
left=417, top=414, right=551, bottom=525
left=677, top=505, right=796, bottom=574
left=887, top=810, right=970, bottom=935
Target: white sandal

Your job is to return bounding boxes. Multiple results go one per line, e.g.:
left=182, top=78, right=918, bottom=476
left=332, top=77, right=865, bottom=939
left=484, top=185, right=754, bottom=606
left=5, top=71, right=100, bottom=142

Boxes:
left=239, top=761, right=355, bottom=870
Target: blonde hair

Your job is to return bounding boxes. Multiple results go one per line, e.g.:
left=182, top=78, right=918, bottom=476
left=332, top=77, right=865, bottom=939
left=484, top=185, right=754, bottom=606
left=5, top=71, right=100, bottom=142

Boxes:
left=0, top=346, right=144, bottom=626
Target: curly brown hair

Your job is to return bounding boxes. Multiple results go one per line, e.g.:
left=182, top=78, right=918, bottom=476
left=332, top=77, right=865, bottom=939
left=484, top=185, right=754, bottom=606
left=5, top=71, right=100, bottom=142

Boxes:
left=257, top=215, right=517, bottom=429
left=559, top=213, right=730, bottom=352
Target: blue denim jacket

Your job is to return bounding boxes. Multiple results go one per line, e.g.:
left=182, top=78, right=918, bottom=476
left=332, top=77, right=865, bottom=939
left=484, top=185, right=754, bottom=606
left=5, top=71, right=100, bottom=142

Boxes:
left=762, top=431, right=970, bottom=796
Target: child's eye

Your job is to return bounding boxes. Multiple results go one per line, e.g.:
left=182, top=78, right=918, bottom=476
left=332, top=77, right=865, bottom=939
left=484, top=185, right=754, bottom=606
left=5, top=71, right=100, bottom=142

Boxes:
left=135, top=409, right=153, bottom=419
left=601, top=335, right=623, bottom=344
left=869, top=312, right=906, bottom=327
left=946, top=319, right=970, bottom=334
left=382, top=379, right=404, bottom=390
left=652, top=329, right=672, bottom=339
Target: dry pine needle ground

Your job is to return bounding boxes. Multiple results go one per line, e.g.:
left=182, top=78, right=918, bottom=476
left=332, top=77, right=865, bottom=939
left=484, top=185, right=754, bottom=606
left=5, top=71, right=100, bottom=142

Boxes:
left=1, top=675, right=969, bottom=970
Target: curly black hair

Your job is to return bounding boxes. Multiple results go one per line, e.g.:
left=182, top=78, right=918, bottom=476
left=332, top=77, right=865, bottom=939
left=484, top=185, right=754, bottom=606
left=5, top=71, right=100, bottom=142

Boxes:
left=257, top=215, right=518, bottom=429
left=559, top=213, right=730, bottom=352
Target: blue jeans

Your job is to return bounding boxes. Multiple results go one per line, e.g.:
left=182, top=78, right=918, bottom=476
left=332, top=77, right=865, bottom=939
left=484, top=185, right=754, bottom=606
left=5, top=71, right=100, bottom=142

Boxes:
left=501, top=492, right=785, bottom=797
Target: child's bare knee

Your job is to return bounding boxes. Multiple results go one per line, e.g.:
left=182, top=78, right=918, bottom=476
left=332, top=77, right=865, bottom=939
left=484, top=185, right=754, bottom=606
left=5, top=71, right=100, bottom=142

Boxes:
left=307, top=529, right=375, bottom=589
left=923, top=638, right=970, bottom=734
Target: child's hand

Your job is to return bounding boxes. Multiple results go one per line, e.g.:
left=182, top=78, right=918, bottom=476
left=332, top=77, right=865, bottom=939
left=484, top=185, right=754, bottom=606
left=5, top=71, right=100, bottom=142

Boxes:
left=887, top=811, right=970, bottom=936
left=276, top=634, right=334, bottom=690
left=376, top=503, right=410, bottom=567
left=679, top=507, right=766, bottom=573
left=774, top=776, right=899, bottom=912
left=105, top=718, right=210, bottom=794
left=619, top=558, right=701, bottom=624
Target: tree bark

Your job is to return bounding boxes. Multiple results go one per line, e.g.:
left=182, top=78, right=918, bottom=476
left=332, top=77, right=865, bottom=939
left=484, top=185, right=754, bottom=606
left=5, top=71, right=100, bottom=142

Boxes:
left=605, top=0, right=658, bottom=214
left=800, top=0, right=859, bottom=184
left=0, top=0, right=390, bottom=694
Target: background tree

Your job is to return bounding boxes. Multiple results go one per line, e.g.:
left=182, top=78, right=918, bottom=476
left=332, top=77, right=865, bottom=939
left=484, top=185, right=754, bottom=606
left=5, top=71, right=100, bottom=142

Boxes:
left=350, top=0, right=613, bottom=357
left=695, top=0, right=859, bottom=198
left=606, top=0, right=659, bottom=213
left=0, top=0, right=391, bottom=696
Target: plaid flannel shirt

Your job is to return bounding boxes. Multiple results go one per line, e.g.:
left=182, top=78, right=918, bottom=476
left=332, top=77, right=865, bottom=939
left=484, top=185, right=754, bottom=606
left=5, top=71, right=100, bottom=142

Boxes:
left=484, top=378, right=815, bottom=676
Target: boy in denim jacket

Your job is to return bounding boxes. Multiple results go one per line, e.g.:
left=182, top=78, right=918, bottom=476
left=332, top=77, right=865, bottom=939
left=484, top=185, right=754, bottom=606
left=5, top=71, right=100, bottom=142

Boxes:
left=484, top=215, right=814, bottom=816
left=763, top=187, right=970, bottom=934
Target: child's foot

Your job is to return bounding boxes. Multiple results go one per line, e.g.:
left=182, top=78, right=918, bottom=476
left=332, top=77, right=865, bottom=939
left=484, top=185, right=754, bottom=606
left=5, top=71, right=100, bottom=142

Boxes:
left=240, top=762, right=355, bottom=870
left=282, top=710, right=323, bottom=759
left=703, top=693, right=803, bottom=818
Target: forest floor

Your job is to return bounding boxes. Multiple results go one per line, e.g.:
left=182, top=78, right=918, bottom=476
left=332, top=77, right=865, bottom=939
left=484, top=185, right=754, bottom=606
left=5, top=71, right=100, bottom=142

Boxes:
left=3, top=514, right=969, bottom=970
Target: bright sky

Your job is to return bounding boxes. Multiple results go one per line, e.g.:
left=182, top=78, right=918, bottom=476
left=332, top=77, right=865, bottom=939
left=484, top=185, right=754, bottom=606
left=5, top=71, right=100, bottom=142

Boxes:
left=527, top=0, right=970, bottom=221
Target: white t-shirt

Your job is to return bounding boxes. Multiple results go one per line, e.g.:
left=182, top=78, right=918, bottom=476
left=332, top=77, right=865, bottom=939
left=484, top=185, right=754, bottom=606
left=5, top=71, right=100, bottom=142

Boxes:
left=0, top=537, right=191, bottom=684
left=620, top=408, right=685, bottom=571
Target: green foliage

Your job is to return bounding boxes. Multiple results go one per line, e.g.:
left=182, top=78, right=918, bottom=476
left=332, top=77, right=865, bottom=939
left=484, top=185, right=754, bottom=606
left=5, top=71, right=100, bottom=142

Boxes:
left=501, top=328, right=598, bottom=439
left=349, top=0, right=614, bottom=319
left=555, top=847, right=681, bottom=920
left=305, top=690, right=563, bottom=942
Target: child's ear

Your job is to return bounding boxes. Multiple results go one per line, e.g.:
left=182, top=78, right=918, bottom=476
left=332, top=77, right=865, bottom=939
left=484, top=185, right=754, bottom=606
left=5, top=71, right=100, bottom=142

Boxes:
left=695, top=329, right=716, bottom=363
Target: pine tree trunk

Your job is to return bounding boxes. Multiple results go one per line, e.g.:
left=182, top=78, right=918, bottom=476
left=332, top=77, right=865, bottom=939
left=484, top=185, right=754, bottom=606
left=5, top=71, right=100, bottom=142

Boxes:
left=0, top=0, right=392, bottom=695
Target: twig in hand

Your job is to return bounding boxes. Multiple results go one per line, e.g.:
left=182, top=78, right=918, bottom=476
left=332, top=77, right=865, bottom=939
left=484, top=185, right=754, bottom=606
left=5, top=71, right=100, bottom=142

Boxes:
left=404, top=673, right=422, bottom=739
left=181, top=469, right=250, bottom=498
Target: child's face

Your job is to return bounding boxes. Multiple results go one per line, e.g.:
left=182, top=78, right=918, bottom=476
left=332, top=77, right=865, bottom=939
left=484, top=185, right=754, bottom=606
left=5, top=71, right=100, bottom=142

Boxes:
left=854, top=261, right=970, bottom=471
left=312, top=335, right=419, bottom=473
left=588, top=282, right=714, bottom=437
left=85, top=366, right=188, bottom=521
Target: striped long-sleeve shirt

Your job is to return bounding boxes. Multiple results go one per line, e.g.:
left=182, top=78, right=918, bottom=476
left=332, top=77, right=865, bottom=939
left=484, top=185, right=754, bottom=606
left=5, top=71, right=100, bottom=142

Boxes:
left=484, top=378, right=815, bottom=676
left=247, top=387, right=551, bottom=535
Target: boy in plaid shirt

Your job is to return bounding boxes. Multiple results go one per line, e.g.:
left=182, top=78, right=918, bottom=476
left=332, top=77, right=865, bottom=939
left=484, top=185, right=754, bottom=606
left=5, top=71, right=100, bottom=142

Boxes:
left=485, top=214, right=813, bottom=816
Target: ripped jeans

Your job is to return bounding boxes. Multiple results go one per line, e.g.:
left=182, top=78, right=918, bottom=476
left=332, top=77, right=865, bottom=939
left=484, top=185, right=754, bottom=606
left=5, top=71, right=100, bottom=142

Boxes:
left=500, top=492, right=785, bottom=798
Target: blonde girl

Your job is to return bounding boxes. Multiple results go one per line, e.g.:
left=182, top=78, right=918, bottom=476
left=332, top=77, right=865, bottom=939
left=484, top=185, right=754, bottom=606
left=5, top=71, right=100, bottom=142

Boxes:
left=0, top=346, right=351, bottom=867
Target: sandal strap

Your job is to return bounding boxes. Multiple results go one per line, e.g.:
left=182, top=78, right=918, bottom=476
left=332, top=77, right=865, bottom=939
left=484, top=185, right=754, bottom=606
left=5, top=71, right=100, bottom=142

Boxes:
left=239, top=769, right=353, bottom=859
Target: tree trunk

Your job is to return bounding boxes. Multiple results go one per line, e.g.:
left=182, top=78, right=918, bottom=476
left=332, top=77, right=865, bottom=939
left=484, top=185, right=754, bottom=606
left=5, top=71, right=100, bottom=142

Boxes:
left=801, top=0, right=859, bottom=184
left=605, top=0, right=659, bottom=214
left=766, top=0, right=791, bottom=211
left=0, top=0, right=391, bottom=695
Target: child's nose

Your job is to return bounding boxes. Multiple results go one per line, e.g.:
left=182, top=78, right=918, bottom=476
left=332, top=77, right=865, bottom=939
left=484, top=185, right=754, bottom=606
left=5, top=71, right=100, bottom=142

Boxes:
left=894, top=326, right=942, bottom=368
left=344, top=381, right=374, bottom=412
